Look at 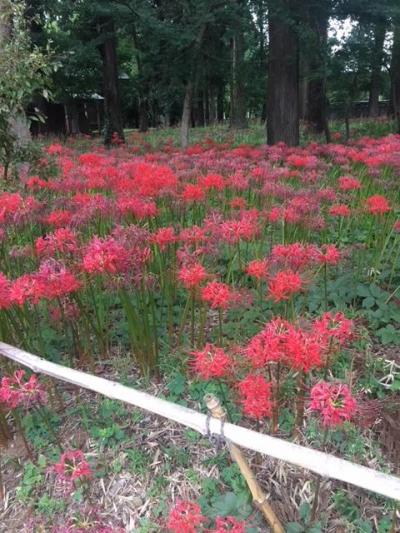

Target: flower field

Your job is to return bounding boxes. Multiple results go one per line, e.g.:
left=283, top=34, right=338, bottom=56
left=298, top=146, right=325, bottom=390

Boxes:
left=0, top=131, right=399, bottom=531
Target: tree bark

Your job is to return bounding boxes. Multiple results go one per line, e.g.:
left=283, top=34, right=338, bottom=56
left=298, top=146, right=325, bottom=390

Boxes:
left=391, top=24, right=400, bottom=133
left=230, top=15, right=248, bottom=129
left=368, top=23, right=387, bottom=118
left=181, top=81, right=193, bottom=149
left=267, top=0, right=299, bottom=146
left=99, top=19, right=124, bottom=145
left=304, top=1, right=330, bottom=140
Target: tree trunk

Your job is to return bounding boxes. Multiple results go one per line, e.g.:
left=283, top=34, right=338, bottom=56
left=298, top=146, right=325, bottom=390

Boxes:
left=304, top=1, right=330, bottom=140
left=230, top=28, right=248, bottom=129
left=181, top=81, right=193, bottom=149
left=267, top=0, right=299, bottom=146
left=390, top=24, right=400, bottom=132
left=138, top=98, right=149, bottom=132
left=99, top=19, right=124, bottom=146
left=368, top=23, right=387, bottom=118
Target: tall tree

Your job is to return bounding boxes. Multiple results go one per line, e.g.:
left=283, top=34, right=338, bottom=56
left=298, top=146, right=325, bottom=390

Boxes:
left=391, top=23, right=400, bottom=132
left=267, top=0, right=299, bottom=146
left=303, top=0, right=330, bottom=140
left=229, top=0, right=248, bottom=129
left=368, top=21, right=387, bottom=117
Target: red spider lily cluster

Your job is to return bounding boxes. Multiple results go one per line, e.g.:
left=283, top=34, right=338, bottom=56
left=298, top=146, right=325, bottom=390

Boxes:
left=0, top=134, right=397, bottom=382
left=167, top=499, right=246, bottom=533
left=0, top=369, right=47, bottom=409
left=310, top=381, right=356, bottom=427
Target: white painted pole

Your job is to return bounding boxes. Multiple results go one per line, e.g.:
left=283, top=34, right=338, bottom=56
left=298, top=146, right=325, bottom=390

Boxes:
left=0, top=342, right=399, bottom=501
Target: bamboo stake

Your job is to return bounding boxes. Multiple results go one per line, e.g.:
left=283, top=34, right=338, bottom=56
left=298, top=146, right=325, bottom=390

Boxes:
left=204, top=393, right=284, bottom=533
left=0, top=342, right=399, bottom=501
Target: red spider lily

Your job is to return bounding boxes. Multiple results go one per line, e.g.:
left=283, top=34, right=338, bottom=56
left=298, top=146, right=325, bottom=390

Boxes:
left=245, top=259, right=269, bottom=280
left=229, top=197, right=247, bottom=209
left=36, top=260, right=81, bottom=300
left=201, top=281, right=233, bottom=309
left=329, top=204, right=351, bottom=217
left=244, top=318, right=290, bottom=368
left=47, top=143, right=63, bottom=155
left=270, top=243, right=316, bottom=271
left=394, top=220, right=400, bottom=232
left=116, top=196, right=158, bottom=219
left=312, top=312, right=354, bottom=350
left=0, top=273, right=12, bottom=309
left=210, top=516, right=246, bottom=532
left=338, top=176, right=361, bottom=191
left=167, top=500, right=206, bottom=533
left=314, top=244, right=341, bottom=265
left=35, top=228, right=78, bottom=257
left=0, top=370, right=47, bottom=409
left=199, top=173, right=225, bottom=191
left=82, top=236, right=130, bottom=274
left=53, top=450, right=92, bottom=483
left=152, top=226, right=176, bottom=251
left=283, top=326, right=323, bottom=373
left=267, top=270, right=303, bottom=302
left=181, top=183, right=205, bottom=202
left=191, top=344, right=231, bottom=379
left=44, top=210, right=73, bottom=228
left=365, top=195, right=391, bottom=215
left=10, top=274, right=45, bottom=306
left=237, top=374, right=272, bottom=419
left=310, top=381, right=356, bottom=427
left=178, top=263, right=208, bottom=289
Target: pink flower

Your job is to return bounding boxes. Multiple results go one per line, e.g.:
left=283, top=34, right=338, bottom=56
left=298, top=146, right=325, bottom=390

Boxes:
left=315, top=244, right=341, bottom=265
left=310, top=381, right=356, bottom=427
left=329, top=204, right=351, bottom=217
left=178, top=263, right=208, bottom=289
left=82, top=236, right=129, bottom=274
left=245, top=259, right=268, bottom=280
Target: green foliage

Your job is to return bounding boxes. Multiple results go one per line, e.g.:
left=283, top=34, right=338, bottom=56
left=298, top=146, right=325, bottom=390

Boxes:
left=16, top=460, right=46, bottom=502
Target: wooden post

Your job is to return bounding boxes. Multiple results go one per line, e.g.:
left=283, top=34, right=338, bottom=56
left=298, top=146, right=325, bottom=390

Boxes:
left=204, top=393, right=284, bottom=533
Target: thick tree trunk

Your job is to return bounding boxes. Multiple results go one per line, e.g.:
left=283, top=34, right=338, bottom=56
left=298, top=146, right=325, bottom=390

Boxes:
left=230, top=29, right=248, bottom=129
left=181, top=81, right=193, bottom=149
left=368, top=23, right=387, bottom=118
left=392, top=24, right=400, bottom=133
left=99, top=19, right=124, bottom=146
left=304, top=1, right=330, bottom=140
left=267, top=0, right=299, bottom=146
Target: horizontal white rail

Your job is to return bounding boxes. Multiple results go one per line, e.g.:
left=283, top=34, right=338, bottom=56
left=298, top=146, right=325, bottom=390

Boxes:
left=0, top=342, right=399, bottom=502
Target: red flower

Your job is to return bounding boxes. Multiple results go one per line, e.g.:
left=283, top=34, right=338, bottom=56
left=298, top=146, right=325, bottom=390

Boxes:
left=53, top=450, right=92, bottom=482
left=329, top=204, right=351, bottom=217
left=0, top=369, right=47, bottom=409
left=284, top=326, right=323, bottom=373
left=271, top=243, right=316, bottom=271
left=394, top=220, right=400, bottom=232
left=191, top=344, right=231, bottom=379
left=310, top=381, right=356, bottom=427
left=152, top=226, right=176, bottom=251
left=211, top=516, right=246, bottom=532
left=245, top=259, right=268, bottom=280
left=0, top=273, right=12, bottom=309
left=245, top=318, right=290, bottom=368
left=199, top=173, right=225, bottom=191
left=238, top=374, right=272, bottom=419
left=82, top=236, right=129, bottom=274
left=35, top=228, right=78, bottom=257
left=182, top=183, right=205, bottom=202
left=312, top=312, right=354, bottom=350
left=365, top=195, right=391, bottom=215
left=268, top=270, right=302, bottom=302
left=338, top=176, right=361, bottom=191
left=44, top=210, right=73, bottom=228
left=178, top=263, right=208, bottom=289
left=36, top=260, right=81, bottom=300
left=167, top=500, right=206, bottom=533
left=201, top=281, right=232, bottom=309
left=315, top=244, right=341, bottom=265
